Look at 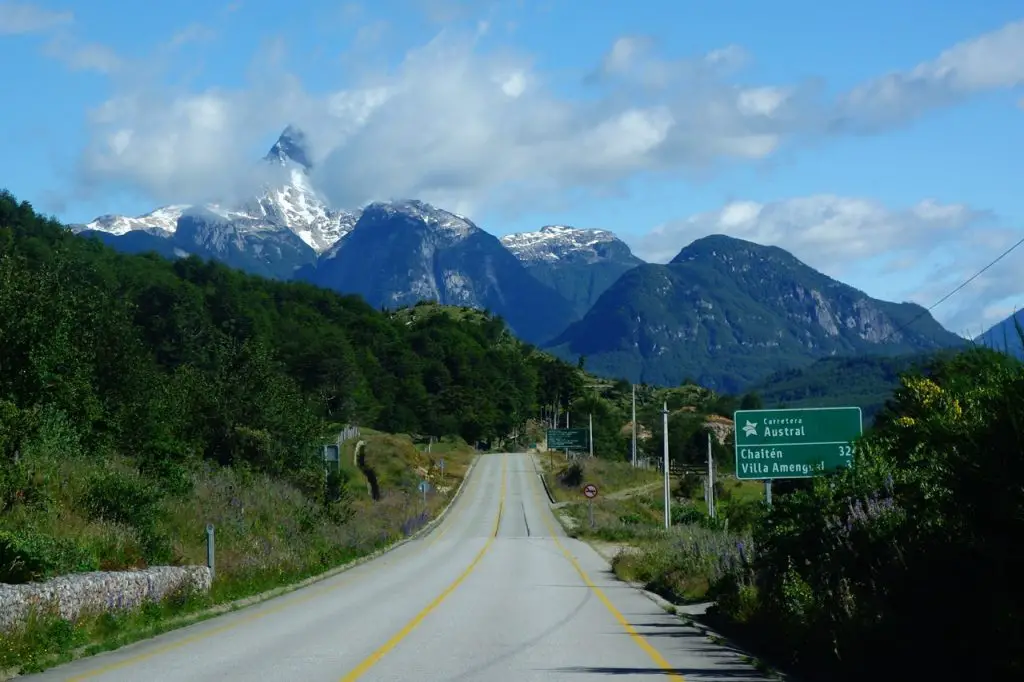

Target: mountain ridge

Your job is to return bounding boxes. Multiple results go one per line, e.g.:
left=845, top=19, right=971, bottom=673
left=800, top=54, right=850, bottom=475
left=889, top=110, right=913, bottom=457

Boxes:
left=60, top=127, right=969, bottom=390
left=975, top=309, right=1024, bottom=359
left=295, top=200, right=576, bottom=346
left=545, top=233, right=966, bottom=392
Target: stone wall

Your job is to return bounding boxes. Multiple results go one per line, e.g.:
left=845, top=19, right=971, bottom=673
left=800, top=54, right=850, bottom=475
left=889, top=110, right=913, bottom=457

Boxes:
left=0, top=566, right=211, bottom=632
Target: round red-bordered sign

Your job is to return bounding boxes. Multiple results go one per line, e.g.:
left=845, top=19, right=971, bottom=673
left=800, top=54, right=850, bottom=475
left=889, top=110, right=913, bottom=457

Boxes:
left=582, top=483, right=598, bottom=499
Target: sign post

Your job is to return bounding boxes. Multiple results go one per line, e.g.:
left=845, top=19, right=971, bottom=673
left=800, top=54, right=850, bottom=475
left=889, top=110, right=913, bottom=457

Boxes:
left=322, top=444, right=341, bottom=502
left=588, top=413, right=594, bottom=458
left=418, top=480, right=430, bottom=504
left=439, top=458, right=445, bottom=484
left=583, top=483, right=598, bottom=528
left=661, top=402, right=670, bottom=529
left=706, top=431, right=716, bottom=520
left=205, top=523, right=215, bottom=580
left=322, top=444, right=340, bottom=475
left=734, top=407, right=864, bottom=490
left=631, top=384, right=637, bottom=467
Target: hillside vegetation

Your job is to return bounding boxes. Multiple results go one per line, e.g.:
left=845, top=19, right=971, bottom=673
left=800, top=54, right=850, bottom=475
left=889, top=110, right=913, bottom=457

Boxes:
left=0, top=189, right=590, bottom=670
left=749, top=351, right=950, bottom=423
left=589, top=347, right=1023, bottom=681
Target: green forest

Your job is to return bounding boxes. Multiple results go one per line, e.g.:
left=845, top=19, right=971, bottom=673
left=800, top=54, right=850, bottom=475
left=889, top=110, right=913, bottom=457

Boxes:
left=0, top=189, right=588, bottom=585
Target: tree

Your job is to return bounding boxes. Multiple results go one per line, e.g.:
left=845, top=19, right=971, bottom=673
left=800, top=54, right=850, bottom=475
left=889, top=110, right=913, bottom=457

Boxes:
left=739, top=391, right=763, bottom=410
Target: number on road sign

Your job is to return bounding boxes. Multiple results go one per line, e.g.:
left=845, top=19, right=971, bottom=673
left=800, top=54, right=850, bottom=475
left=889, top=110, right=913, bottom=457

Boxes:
left=582, top=483, right=598, bottom=499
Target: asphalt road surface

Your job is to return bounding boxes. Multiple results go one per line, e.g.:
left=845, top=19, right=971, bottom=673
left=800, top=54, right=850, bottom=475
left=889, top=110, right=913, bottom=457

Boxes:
left=29, top=453, right=768, bottom=682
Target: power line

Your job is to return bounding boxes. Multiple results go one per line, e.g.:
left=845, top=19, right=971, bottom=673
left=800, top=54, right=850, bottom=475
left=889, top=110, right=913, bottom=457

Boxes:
left=883, top=232, right=1024, bottom=343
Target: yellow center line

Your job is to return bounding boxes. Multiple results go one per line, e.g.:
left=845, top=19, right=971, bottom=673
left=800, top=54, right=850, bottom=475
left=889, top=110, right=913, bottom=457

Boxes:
left=66, top=458, right=485, bottom=681
left=338, top=454, right=507, bottom=682
left=526, top=454, right=687, bottom=682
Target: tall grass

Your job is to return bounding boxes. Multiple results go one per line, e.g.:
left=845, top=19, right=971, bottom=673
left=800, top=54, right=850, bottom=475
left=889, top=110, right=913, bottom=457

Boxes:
left=0, top=430, right=474, bottom=676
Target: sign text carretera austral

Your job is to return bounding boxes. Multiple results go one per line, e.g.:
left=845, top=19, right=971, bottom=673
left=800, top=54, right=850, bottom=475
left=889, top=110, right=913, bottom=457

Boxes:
left=733, top=407, right=863, bottom=480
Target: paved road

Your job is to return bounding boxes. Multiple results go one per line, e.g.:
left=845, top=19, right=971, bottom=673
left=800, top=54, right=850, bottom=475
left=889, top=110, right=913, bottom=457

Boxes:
left=29, top=453, right=767, bottom=682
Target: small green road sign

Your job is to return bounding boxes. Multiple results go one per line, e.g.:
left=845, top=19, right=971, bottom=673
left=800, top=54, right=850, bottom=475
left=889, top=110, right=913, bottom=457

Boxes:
left=734, top=407, right=863, bottom=480
left=547, top=428, right=588, bottom=450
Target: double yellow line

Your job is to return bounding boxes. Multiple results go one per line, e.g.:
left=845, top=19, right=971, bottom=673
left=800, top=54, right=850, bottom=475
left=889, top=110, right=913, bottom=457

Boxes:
left=343, top=454, right=684, bottom=681
left=339, top=454, right=508, bottom=681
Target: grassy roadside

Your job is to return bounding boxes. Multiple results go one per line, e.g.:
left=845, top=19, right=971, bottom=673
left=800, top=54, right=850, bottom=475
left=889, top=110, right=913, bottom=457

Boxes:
left=536, top=454, right=662, bottom=504
left=0, top=430, right=475, bottom=677
left=539, top=457, right=762, bottom=603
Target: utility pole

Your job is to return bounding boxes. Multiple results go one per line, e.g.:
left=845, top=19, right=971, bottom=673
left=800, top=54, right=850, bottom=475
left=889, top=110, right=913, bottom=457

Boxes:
left=589, top=413, right=594, bottom=458
left=707, top=431, right=716, bottom=519
left=662, top=401, right=670, bottom=529
left=631, top=384, right=637, bottom=467
left=565, top=409, right=570, bottom=461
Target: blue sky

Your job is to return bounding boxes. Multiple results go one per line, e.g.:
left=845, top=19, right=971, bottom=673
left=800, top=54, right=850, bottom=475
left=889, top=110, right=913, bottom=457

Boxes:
left=1, top=0, right=1023, bottom=333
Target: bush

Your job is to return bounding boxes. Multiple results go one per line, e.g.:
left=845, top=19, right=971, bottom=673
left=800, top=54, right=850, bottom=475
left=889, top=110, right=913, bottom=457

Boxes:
left=721, top=498, right=764, bottom=532
left=559, top=461, right=584, bottom=488
left=0, top=530, right=98, bottom=584
left=81, top=468, right=173, bottom=565
left=82, top=469, right=163, bottom=531
left=676, top=473, right=703, bottom=498
left=671, top=504, right=703, bottom=526
left=613, top=523, right=752, bottom=603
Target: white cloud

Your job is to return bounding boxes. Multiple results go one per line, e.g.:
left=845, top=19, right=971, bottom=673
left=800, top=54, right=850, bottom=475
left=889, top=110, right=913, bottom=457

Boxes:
left=67, top=18, right=1024, bottom=219
left=832, top=19, right=1024, bottom=131
left=0, top=1, right=71, bottom=35
left=633, top=195, right=989, bottom=264
left=631, top=194, right=1024, bottom=333
left=42, top=34, right=122, bottom=73
left=1, top=2, right=121, bottom=74
left=71, top=28, right=804, bottom=210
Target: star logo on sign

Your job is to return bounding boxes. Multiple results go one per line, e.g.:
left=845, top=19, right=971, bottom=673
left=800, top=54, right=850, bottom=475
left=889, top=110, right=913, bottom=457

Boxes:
left=742, top=421, right=758, bottom=437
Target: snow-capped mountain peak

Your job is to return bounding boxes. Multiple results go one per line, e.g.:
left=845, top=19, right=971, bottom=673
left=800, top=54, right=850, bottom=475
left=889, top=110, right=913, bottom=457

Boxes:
left=500, top=225, right=625, bottom=263
left=244, top=166, right=359, bottom=252
left=72, top=126, right=358, bottom=255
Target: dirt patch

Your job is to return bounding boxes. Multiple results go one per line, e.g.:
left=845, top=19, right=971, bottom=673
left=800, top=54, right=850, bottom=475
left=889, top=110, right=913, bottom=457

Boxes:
left=586, top=539, right=642, bottom=563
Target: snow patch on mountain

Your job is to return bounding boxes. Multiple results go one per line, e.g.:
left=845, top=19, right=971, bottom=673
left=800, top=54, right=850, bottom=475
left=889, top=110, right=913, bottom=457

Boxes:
left=83, top=205, right=188, bottom=236
left=500, top=225, right=622, bottom=263
left=362, top=200, right=478, bottom=240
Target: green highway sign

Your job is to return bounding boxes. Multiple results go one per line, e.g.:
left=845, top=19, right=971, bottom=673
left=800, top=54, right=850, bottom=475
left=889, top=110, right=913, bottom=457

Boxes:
left=547, top=428, right=588, bottom=450
left=734, top=407, right=863, bottom=480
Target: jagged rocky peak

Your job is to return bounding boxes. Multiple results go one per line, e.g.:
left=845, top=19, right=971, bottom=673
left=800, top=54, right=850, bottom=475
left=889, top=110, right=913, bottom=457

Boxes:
left=265, top=124, right=314, bottom=170
left=355, top=200, right=479, bottom=241
left=73, top=124, right=358, bottom=255
left=500, top=224, right=640, bottom=265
